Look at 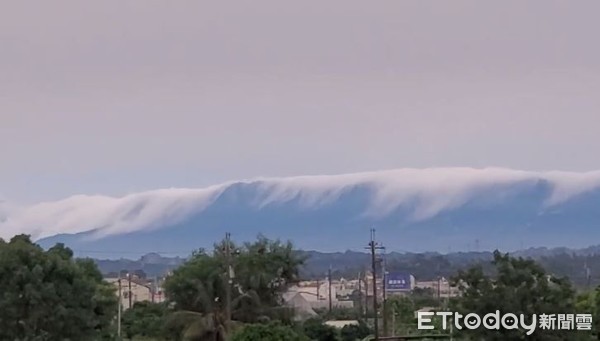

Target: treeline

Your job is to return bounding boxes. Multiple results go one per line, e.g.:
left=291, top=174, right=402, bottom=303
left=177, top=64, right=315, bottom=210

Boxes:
left=110, top=235, right=378, bottom=340
left=302, top=250, right=600, bottom=288
left=3, top=234, right=600, bottom=340
left=97, top=247, right=600, bottom=288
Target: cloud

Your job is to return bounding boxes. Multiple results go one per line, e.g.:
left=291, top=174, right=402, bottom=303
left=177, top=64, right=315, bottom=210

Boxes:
left=542, top=170, right=600, bottom=206
left=0, top=186, right=228, bottom=241
left=2, top=167, right=600, bottom=241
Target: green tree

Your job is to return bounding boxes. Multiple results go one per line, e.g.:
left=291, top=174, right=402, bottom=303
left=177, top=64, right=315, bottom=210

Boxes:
left=386, top=296, right=416, bottom=335
left=163, top=236, right=305, bottom=340
left=303, top=318, right=339, bottom=341
left=595, top=286, right=600, bottom=339
left=575, top=286, right=600, bottom=339
left=339, top=321, right=371, bottom=341
left=121, top=301, right=169, bottom=339
left=451, top=250, right=586, bottom=340
left=228, top=236, right=304, bottom=322
left=0, top=235, right=117, bottom=340
left=411, top=287, right=439, bottom=308
left=161, top=251, right=229, bottom=341
left=316, top=307, right=360, bottom=321
left=231, top=322, right=308, bottom=341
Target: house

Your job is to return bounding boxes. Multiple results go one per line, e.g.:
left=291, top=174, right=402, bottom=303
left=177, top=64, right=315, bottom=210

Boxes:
left=414, top=277, right=460, bottom=298
left=284, top=292, right=318, bottom=321
left=283, top=280, right=354, bottom=311
left=105, top=276, right=164, bottom=310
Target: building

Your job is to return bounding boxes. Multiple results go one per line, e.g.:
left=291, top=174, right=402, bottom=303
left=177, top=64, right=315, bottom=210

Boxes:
left=284, top=292, right=318, bottom=321
left=414, top=277, right=460, bottom=298
left=283, top=279, right=354, bottom=312
left=105, top=275, right=165, bottom=310
left=324, top=320, right=359, bottom=329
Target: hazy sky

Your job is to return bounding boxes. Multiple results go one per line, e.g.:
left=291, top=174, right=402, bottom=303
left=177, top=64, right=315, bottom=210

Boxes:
left=2, top=1, right=600, bottom=202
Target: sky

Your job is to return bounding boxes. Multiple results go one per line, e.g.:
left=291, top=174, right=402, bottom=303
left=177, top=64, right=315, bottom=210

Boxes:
left=1, top=0, right=600, bottom=203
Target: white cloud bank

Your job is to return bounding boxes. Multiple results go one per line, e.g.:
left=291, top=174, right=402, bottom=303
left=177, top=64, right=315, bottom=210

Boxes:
left=2, top=167, right=600, bottom=241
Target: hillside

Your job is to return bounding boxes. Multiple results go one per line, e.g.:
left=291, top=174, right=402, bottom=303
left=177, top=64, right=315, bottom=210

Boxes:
left=0, top=168, right=599, bottom=254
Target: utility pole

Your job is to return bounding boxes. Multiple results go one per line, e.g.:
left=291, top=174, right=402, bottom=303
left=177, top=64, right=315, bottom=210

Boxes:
left=366, top=228, right=384, bottom=340
left=328, top=266, right=333, bottom=312
left=363, top=268, right=368, bottom=318
left=381, top=246, right=387, bottom=337
left=151, top=277, right=156, bottom=303
left=435, top=263, right=441, bottom=302
left=225, top=232, right=232, bottom=326
left=391, top=309, right=396, bottom=337
left=128, top=272, right=132, bottom=309
left=585, top=261, right=591, bottom=289
left=316, top=278, right=320, bottom=300
left=357, top=271, right=362, bottom=317
left=117, top=275, right=122, bottom=338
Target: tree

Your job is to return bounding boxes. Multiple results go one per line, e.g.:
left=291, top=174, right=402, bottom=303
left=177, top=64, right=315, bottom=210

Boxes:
left=575, top=286, right=600, bottom=339
left=0, top=235, right=117, bottom=340
left=451, top=250, right=587, bottom=340
left=315, top=307, right=361, bottom=321
left=340, top=320, right=371, bottom=341
left=163, top=235, right=305, bottom=340
left=121, top=301, right=169, bottom=339
left=411, top=287, right=439, bottom=308
left=231, top=322, right=308, bottom=341
left=162, top=251, right=229, bottom=341
left=231, top=238, right=303, bottom=298
left=303, top=318, right=339, bottom=341
left=386, top=296, right=416, bottom=335
left=594, top=286, right=600, bottom=339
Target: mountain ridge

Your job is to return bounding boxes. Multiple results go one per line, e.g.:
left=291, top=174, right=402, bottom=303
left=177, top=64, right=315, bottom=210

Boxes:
left=92, top=244, right=600, bottom=288
left=2, top=167, right=600, bottom=254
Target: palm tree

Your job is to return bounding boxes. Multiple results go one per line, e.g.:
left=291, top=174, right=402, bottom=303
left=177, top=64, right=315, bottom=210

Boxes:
left=164, top=283, right=287, bottom=340
left=163, top=236, right=305, bottom=340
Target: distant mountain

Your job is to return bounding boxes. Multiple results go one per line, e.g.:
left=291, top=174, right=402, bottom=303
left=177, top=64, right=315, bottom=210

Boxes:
left=94, top=253, right=187, bottom=279
left=2, top=167, right=600, bottom=256
left=93, top=245, right=600, bottom=288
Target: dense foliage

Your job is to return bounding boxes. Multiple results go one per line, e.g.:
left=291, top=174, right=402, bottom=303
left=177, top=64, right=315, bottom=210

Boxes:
left=339, top=320, right=371, bottom=341
left=231, top=322, right=308, bottom=341
left=121, top=301, right=169, bottom=339
left=6, top=233, right=598, bottom=341
left=302, top=318, right=340, bottom=341
left=300, top=249, right=600, bottom=289
left=0, top=235, right=117, bottom=340
left=451, top=251, right=590, bottom=340
left=162, top=235, right=305, bottom=340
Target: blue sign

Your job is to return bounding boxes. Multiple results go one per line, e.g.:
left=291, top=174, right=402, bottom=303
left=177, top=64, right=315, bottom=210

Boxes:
left=386, top=272, right=411, bottom=291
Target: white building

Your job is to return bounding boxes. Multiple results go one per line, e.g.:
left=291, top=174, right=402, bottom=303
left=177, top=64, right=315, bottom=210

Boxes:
left=414, top=277, right=460, bottom=298
left=105, top=276, right=165, bottom=310
left=283, top=280, right=354, bottom=311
